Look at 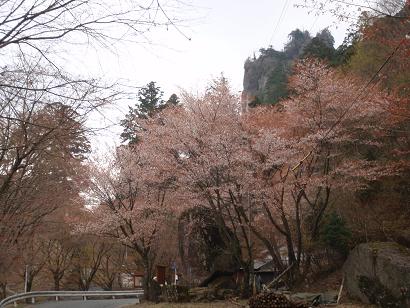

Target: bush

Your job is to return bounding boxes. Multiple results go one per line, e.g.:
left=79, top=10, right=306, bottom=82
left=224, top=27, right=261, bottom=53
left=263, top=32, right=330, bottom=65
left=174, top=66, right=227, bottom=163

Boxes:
left=321, top=212, right=351, bottom=256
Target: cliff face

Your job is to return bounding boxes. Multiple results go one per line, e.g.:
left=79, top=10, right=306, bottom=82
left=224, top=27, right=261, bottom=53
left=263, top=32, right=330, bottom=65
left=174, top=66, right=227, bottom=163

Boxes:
left=343, top=242, right=410, bottom=307
left=243, top=53, right=281, bottom=96
left=242, top=49, right=289, bottom=108
left=242, top=28, right=334, bottom=109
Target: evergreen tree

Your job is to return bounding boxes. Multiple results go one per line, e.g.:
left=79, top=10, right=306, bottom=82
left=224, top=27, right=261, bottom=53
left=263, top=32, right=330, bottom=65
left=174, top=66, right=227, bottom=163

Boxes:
left=284, top=29, right=312, bottom=59
left=302, top=29, right=336, bottom=61
left=120, top=81, right=165, bottom=144
left=263, top=60, right=289, bottom=103
left=315, top=28, right=335, bottom=49
left=321, top=212, right=351, bottom=256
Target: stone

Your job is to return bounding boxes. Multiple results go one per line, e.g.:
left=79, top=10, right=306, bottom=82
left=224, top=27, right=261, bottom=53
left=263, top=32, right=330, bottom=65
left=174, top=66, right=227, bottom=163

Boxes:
left=343, top=242, right=410, bottom=307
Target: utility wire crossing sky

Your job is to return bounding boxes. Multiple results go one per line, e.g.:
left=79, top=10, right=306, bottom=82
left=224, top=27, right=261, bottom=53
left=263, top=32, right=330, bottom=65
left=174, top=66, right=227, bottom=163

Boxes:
left=80, top=0, right=350, bottom=150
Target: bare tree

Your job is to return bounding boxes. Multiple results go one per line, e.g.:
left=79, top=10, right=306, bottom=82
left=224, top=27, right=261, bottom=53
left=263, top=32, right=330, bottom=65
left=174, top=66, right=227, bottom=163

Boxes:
left=14, top=234, right=47, bottom=293
left=44, top=238, right=77, bottom=291
left=72, top=237, right=110, bottom=291
left=95, top=244, right=126, bottom=290
left=297, top=0, right=407, bottom=22
left=0, top=0, right=188, bottom=53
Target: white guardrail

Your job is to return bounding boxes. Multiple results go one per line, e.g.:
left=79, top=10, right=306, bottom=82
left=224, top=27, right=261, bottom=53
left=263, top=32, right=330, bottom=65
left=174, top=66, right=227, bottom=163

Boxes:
left=0, top=289, right=144, bottom=307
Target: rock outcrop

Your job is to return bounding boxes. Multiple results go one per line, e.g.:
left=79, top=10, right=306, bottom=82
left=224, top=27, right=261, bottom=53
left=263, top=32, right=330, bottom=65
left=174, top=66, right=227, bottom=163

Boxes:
left=242, top=48, right=289, bottom=108
left=343, top=242, right=410, bottom=307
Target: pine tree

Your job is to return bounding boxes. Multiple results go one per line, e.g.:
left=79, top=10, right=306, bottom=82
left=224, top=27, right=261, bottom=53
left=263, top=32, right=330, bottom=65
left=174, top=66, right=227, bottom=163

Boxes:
left=321, top=212, right=351, bottom=256
left=120, top=81, right=165, bottom=144
left=302, top=29, right=336, bottom=61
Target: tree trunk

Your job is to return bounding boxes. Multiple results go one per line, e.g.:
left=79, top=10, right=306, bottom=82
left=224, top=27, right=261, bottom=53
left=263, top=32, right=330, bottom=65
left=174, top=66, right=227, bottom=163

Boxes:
left=25, top=277, right=34, bottom=303
left=142, top=256, right=153, bottom=301
left=241, top=265, right=251, bottom=299
left=26, top=278, right=33, bottom=292
left=105, top=278, right=114, bottom=291
left=53, top=275, right=60, bottom=291
left=0, top=282, right=6, bottom=299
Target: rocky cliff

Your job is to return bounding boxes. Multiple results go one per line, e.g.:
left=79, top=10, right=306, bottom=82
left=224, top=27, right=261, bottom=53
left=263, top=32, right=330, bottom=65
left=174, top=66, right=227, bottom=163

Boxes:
left=343, top=242, right=410, bottom=307
left=241, top=28, right=337, bottom=110
left=242, top=48, right=289, bottom=108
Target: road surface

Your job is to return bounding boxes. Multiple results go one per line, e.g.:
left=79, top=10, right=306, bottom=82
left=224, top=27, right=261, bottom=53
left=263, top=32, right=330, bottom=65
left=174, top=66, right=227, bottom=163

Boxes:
left=27, top=298, right=138, bottom=307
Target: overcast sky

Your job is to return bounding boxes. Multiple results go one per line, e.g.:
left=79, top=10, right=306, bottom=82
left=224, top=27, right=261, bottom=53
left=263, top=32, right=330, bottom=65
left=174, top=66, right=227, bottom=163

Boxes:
left=79, top=0, right=351, bottom=150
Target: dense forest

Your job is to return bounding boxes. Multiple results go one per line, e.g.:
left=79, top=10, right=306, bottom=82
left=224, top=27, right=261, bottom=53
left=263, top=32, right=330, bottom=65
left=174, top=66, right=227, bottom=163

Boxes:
left=0, top=0, right=409, bottom=307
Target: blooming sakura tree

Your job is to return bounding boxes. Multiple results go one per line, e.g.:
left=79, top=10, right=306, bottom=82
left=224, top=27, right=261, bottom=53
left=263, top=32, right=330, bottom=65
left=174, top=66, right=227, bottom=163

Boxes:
left=84, top=62, right=407, bottom=294
left=139, top=77, right=261, bottom=296
left=141, top=64, right=406, bottom=286
left=138, top=68, right=402, bottom=286
left=83, top=147, right=175, bottom=299
left=44, top=236, right=77, bottom=291
left=248, top=59, right=406, bottom=278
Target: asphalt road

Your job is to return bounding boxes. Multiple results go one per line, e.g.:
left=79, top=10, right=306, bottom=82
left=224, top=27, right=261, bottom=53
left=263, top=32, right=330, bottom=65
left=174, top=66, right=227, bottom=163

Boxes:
left=27, top=298, right=139, bottom=307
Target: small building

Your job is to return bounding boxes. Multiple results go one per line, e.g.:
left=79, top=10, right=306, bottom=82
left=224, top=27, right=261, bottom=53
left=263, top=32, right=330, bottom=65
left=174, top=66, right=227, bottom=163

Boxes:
left=200, top=259, right=280, bottom=289
left=253, top=260, right=279, bottom=285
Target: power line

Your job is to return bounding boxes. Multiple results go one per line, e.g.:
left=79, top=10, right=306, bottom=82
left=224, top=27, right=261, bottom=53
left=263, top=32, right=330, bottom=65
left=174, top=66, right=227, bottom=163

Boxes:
left=309, top=0, right=329, bottom=33
left=309, top=14, right=320, bottom=33
left=269, top=0, right=291, bottom=46
left=293, top=29, right=410, bottom=171
left=323, top=29, right=410, bottom=139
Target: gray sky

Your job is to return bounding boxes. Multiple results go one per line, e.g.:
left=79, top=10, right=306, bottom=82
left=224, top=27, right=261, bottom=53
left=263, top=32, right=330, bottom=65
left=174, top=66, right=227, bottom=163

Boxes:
left=79, top=0, right=350, bottom=150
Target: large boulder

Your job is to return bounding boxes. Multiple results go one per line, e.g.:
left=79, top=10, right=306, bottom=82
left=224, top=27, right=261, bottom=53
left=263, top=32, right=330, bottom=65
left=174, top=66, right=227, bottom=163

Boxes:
left=343, top=242, right=410, bottom=307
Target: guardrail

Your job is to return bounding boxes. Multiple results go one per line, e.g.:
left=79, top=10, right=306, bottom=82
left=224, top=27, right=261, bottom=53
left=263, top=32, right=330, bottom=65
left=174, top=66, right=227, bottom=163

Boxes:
left=0, top=289, right=144, bottom=307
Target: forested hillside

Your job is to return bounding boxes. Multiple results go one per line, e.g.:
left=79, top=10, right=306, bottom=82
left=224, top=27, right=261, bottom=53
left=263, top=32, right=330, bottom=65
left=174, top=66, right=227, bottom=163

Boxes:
left=240, top=2, right=410, bottom=239
left=243, top=3, right=409, bottom=107
left=1, top=1, right=409, bottom=307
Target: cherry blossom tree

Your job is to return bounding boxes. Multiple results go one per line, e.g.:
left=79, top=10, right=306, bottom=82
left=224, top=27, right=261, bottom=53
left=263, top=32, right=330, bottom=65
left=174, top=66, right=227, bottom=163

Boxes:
left=112, top=63, right=408, bottom=293
left=82, top=147, right=176, bottom=299
left=138, top=77, right=260, bottom=296
left=247, top=59, right=407, bottom=279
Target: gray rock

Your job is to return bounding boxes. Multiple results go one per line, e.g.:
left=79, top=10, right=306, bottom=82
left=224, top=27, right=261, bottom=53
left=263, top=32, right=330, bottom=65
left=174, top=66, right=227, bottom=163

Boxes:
left=242, top=50, right=287, bottom=104
left=343, top=242, right=410, bottom=307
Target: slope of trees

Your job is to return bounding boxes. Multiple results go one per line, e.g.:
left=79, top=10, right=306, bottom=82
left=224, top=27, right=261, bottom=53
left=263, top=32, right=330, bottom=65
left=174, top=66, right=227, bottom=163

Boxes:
left=0, top=0, right=188, bottom=298
left=244, top=0, right=408, bottom=107
left=111, top=60, right=407, bottom=292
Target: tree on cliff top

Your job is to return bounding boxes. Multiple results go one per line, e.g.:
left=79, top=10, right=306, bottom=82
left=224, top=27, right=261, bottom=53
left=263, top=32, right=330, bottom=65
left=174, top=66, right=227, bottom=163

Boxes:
left=284, top=29, right=312, bottom=59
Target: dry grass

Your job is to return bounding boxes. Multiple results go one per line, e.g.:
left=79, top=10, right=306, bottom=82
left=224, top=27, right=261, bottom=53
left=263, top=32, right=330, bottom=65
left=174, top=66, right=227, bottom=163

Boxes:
left=123, top=300, right=374, bottom=308
left=337, top=305, right=375, bottom=308
left=123, top=300, right=247, bottom=308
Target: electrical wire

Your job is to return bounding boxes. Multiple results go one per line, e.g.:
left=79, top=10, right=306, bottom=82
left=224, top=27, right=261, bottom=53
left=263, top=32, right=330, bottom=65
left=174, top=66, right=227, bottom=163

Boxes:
left=269, top=0, right=291, bottom=46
